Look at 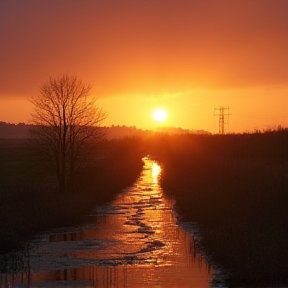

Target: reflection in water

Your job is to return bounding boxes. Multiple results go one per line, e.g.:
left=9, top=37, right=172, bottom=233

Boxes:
left=0, top=158, right=218, bottom=288
left=152, top=161, right=161, bottom=183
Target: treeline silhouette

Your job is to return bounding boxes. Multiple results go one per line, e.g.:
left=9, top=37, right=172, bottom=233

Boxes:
left=146, top=129, right=288, bottom=286
left=0, top=122, right=28, bottom=138
left=0, top=122, right=143, bottom=139
left=0, top=121, right=211, bottom=139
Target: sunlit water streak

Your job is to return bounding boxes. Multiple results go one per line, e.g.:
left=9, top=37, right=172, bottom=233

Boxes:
left=0, top=157, right=221, bottom=288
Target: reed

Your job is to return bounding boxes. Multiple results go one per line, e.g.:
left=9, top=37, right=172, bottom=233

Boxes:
left=155, top=130, right=288, bottom=286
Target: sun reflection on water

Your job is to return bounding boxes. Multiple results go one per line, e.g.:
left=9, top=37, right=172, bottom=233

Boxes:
left=152, top=161, right=161, bottom=183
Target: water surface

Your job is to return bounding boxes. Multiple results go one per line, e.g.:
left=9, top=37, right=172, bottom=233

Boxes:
left=0, top=158, right=219, bottom=287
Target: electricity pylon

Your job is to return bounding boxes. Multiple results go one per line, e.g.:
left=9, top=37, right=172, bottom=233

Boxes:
left=214, top=106, right=230, bottom=134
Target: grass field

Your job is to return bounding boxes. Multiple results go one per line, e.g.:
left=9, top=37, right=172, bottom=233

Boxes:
left=0, top=137, right=143, bottom=253
left=150, top=130, right=288, bottom=286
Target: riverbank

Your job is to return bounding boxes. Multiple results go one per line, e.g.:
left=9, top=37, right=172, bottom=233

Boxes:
left=0, top=137, right=143, bottom=253
left=152, top=130, right=288, bottom=286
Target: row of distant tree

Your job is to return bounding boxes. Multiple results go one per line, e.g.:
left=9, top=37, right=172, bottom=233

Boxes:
left=2, top=120, right=286, bottom=139
left=0, top=121, right=211, bottom=139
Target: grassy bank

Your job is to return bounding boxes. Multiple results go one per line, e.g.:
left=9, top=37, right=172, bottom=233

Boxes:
left=0, top=137, right=143, bottom=253
left=148, top=130, right=288, bottom=286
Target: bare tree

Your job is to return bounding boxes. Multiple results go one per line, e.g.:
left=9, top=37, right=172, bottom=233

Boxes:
left=30, top=75, right=107, bottom=193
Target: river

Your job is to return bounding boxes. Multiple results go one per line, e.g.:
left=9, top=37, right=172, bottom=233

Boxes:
left=0, top=157, right=222, bottom=287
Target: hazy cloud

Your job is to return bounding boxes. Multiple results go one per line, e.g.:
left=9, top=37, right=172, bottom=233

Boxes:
left=1, top=0, right=287, bottom=99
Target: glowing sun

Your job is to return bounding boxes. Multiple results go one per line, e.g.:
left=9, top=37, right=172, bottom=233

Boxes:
left=152, top=108, right=167, bottom=122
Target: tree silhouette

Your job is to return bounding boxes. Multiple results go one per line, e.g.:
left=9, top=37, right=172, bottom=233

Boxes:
left=30, top=75, right=107, bottom=193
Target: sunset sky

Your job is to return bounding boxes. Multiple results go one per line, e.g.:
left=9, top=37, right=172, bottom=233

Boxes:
left=0, top=0, right=287, bottom=133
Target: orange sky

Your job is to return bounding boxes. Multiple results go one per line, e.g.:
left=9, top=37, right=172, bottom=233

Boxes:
left=0, top=0, right=287, bottom=133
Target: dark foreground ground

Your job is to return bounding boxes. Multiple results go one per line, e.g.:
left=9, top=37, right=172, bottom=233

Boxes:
left=0, top=137, right=143, bottom=253
left=146, top=130, right=288, bottom=287
left=1, top=131, right=287, bottom=287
